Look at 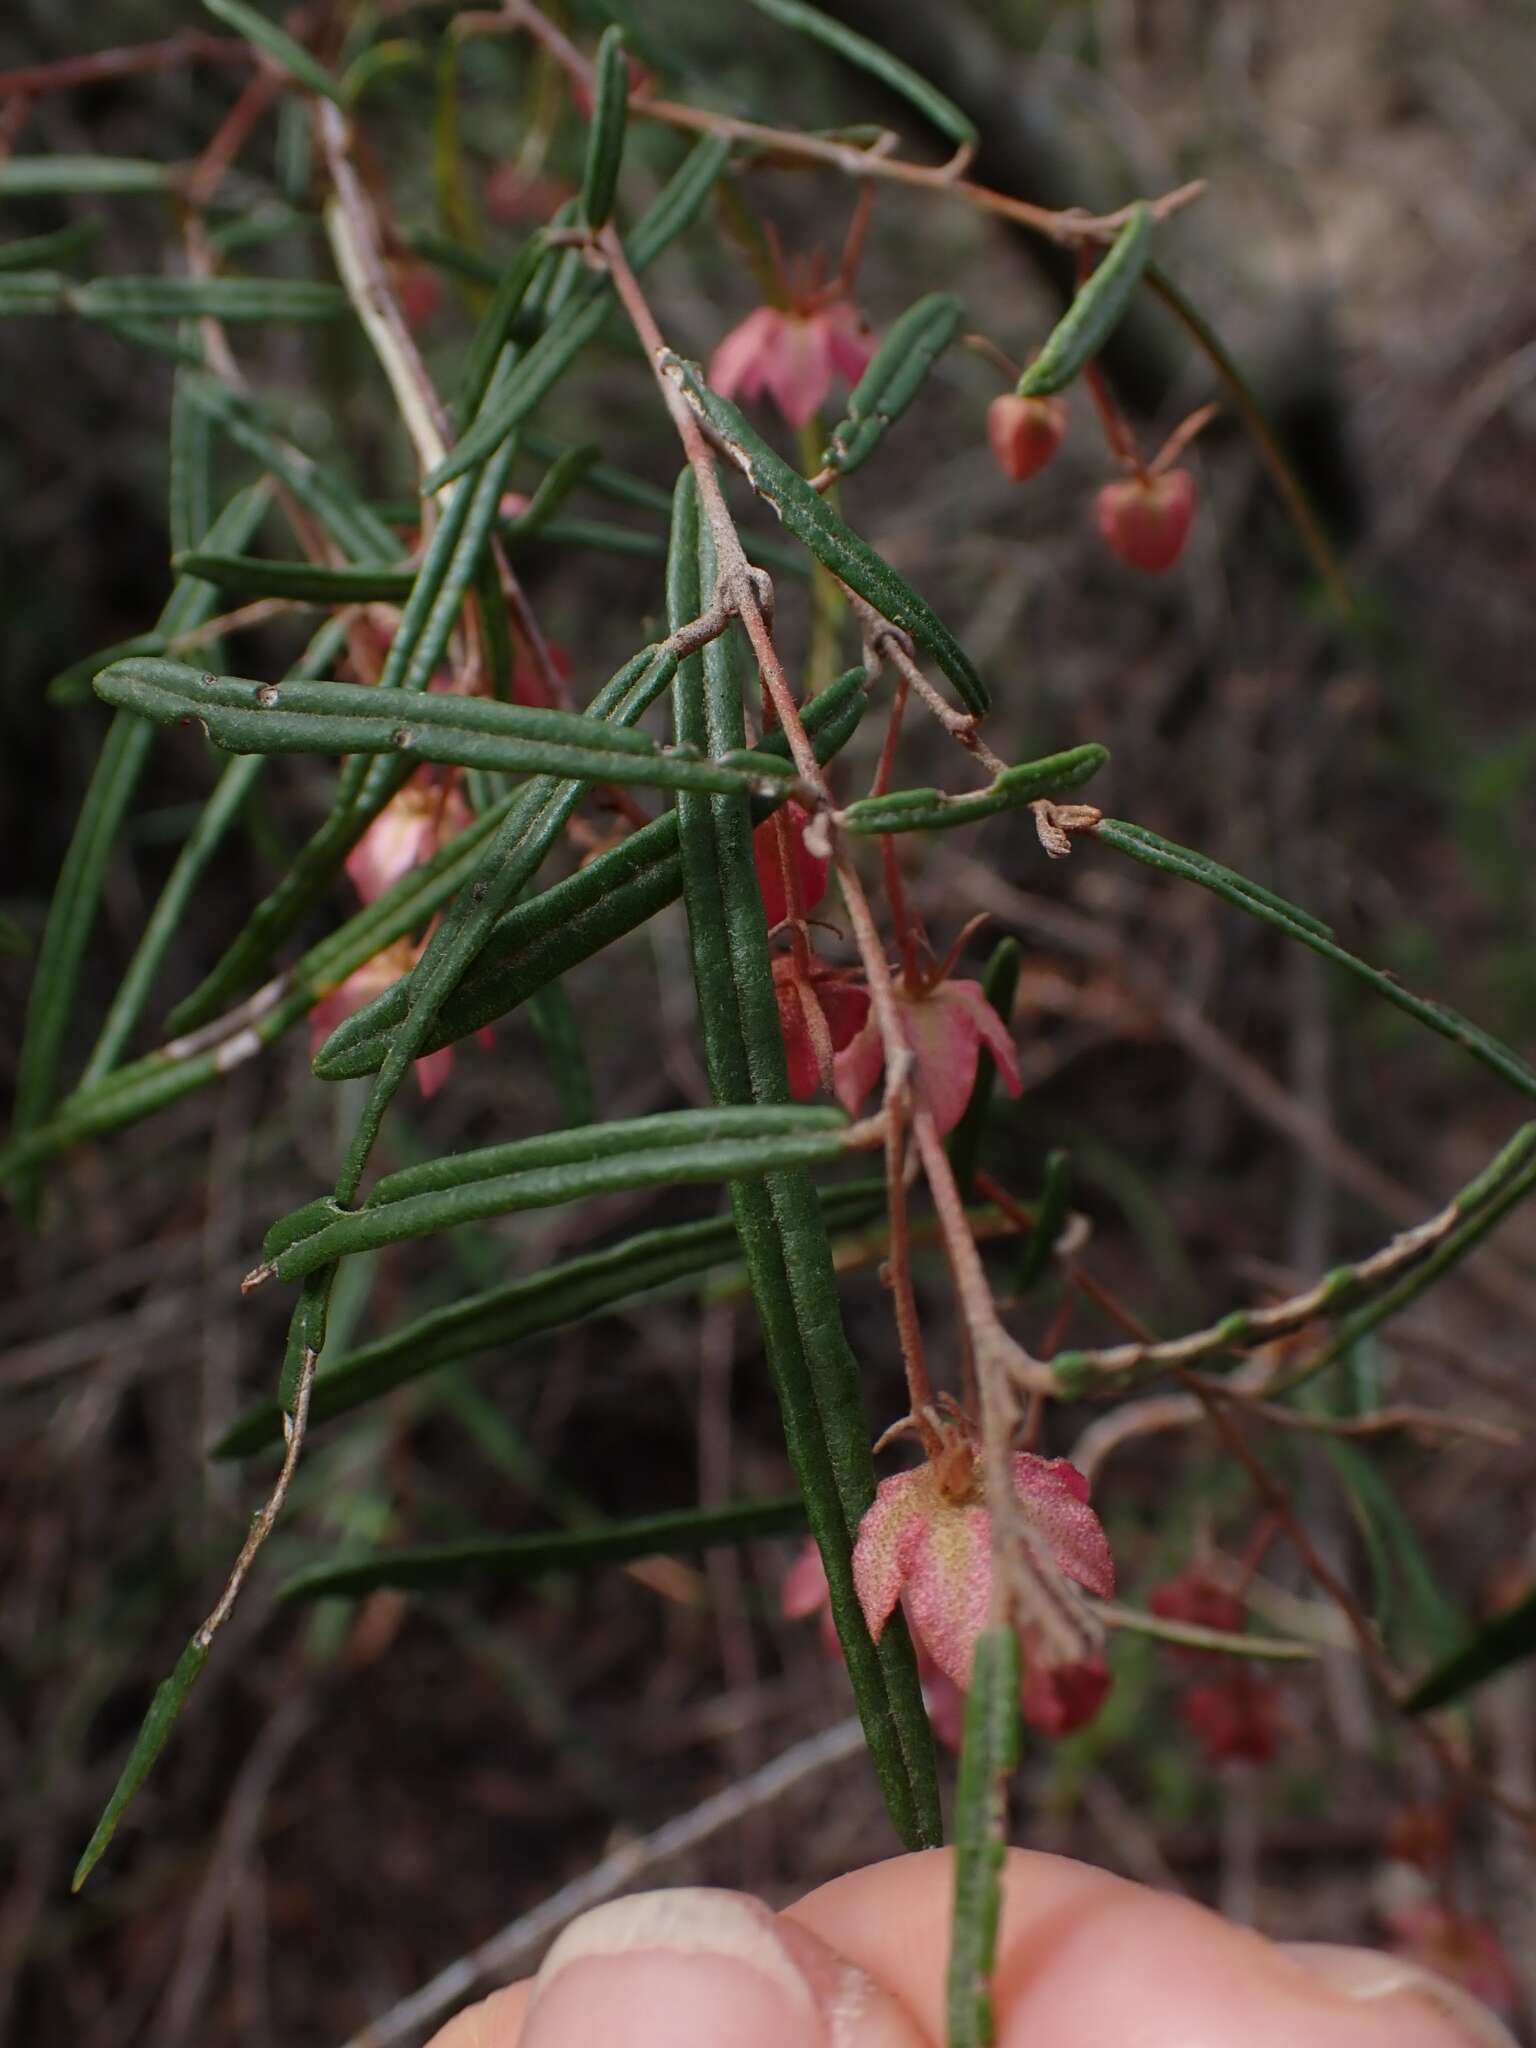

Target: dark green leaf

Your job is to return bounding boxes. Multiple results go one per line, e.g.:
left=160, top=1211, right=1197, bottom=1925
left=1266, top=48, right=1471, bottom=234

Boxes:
left=1019, top=1149, right=1070, bottom=1293
left=202, top=0, right=343, bottom=101
left=1095, top=818, right=1536, bottom=1103
left=1017, top=206, right=1152, bottom=398
left=0, top=219, right=103, bottom=273
left=279, top=1496, right=807, bottom=1600
left=842, top=747, right=1106, bottom=834
left=823, top=291, right=964, bottom=476
left=946, top=1625, right=1021, bottom=2048
left=664, top=355, right=989, bottom=714
left=667, top=470, right=941, bottom=1850
left=1407, top=1588, right=1536, bottom=1714
left=746, top=0, right=976, bottom=147
left=581, top=28, right=630, bottom=230
left=72, top=1636, right=208, bottom=1891
left=0, top=157, right=173, bottom=197
left=171, top=551, right=415, bottom=602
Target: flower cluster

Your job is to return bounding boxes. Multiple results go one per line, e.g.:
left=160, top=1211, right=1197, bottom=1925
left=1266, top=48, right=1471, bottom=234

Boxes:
left=785, top=1436, right=1115, bottom=1747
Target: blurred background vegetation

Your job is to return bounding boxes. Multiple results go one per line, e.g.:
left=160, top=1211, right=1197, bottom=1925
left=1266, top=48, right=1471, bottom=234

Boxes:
left=2, top=2, right=1534, bottom=2043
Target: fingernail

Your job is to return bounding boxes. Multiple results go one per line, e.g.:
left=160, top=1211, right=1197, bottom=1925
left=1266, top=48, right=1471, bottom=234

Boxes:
left=522, top=1888, right=914, bottom=2048
left=1283, top=1942, right=1519, bottom=2048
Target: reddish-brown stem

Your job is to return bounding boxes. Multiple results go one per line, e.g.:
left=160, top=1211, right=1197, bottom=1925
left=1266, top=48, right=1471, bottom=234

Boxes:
left=1082, top=358, right=1146, bottom=478
left=0, top=34, right=251, bottom=99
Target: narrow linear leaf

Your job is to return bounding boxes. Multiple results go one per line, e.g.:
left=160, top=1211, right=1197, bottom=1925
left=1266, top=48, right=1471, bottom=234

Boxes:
left=95, top=657, right=802, bottom=799
left=74, top=275, right=349, bottom=323
left=202, top=0, right=342, bottom=101
left=216, top=1183, right=886, bottom=1456
left=268, top=1126, right=855, bottom=1282
left=0, top=157, right=173, bottom=197
left=842, top=746, right=1106, bottom=834
left=745, top=0, right=976, bottom=147
left=581, top=28, right=630, bottom=231
left=8, top=489, right=268, bottom=1217
left=171, top=551, right=415, bottom=603
left=456, top=229, right=554, bottom=421
left=663, top=354, right=989, bottom=715
left=823, top=291, right=965, bottom=476
left=0, top=219, right=103, bottom=273
left=1095, top=818, right=1536, bottom=1103
left=1016, top=205, right=1152, bottom=398
left=667, top=471, right=941, bottom=1849
left=72, top=1636, right=208, bottom=1891
left=505, top=442, right=601, bottom=537
left=527, top=979, right=594, bottom=1125
left=80, top=619, right=350, bottom=1088
left=948, top=939, right=1021, bottom=1199
left=946, top=1625, right=1021, bottom=2048
left=1407, top=1588, right=1536, bottom=1714
left=280, top=1495, right=807, bottom=1600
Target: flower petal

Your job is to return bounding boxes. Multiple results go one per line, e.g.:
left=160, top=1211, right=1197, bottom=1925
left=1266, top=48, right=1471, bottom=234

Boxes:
left=1011, top=1453, right=1115, bottom=1598
left=902, top=983, right=985, bottom=1137
left=851, top=1466, right=935, bottom=1642
left=780, top=1536, right=829, bottom=1620
left=823, top=300, right=876, bottom=385
left=947, top=979, right=1023, bottom=1099
left=832, top=1004, right=885, bottom=1117
left=1022, top=1649, right=1112, bottom=1735
left=708, top=306, right=782, bottom=403
left=900, top=1498, right=993, bottom=1688
left=763, top=313, right=835, bottom=428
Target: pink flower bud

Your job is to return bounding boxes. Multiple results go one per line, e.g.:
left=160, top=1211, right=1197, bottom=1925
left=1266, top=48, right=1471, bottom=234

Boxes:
left=1181, top=1670, right=1282, bottom=1764
left=1095, top=468, right=1197, bottom=573
left=1148, top=1566, right=1245, bottom=1662
left=986, top=393, right=1067, bottom=482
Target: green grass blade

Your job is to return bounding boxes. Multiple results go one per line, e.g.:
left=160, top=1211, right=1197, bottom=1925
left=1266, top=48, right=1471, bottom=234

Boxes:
left=823, top=291, right=964, bottom=476
left=946, top=1626, right=1021, bottom=2048
left=279, top=1496, right=807, bottom=1601
left=1017, top=206, right=1152, bottom=397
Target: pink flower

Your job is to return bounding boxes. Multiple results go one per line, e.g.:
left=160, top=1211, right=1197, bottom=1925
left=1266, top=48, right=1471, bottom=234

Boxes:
left=834, top=977, right=1022, bottom=1137
left=1383, top=1903, right=1518, bottom=2015
left=1181, top=1671, right=1283, bottom=1765
left=987, top=393, right=1067, bottom=482
left=308, top=939, right=454, bottom=1099
left=772, top=955, right=871, bottom=1102
left=1096, top=468, right=1196, bottom=573
left=853, top=1449, right=1114, bottom=1737
left=345, top=771, right=472, bottom=906
left=710, top=301, right=874, bottom=429
left=753, top=801, right=830, bottom=929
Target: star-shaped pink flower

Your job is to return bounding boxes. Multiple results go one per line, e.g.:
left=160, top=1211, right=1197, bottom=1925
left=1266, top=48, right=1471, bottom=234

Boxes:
left=834, top=977, right=1022, bottom=1137
left=852, top=1452, right=1114, bottom=1695
left=709, top=301, right=874, bottom=429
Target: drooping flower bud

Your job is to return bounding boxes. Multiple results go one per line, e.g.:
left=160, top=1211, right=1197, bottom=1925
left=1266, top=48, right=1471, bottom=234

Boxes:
left=987, top=392, right=1067, bottom=482
left=1095, top=468, right=1197, bottom=572
left=710, top=300, right=874, bottom=429
left=1181, top=1671, right=1283, bottom=1764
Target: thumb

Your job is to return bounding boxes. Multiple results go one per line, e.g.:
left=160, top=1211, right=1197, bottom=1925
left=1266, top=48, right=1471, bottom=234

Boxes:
left=471, top=1888, right=926, bottom=2048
